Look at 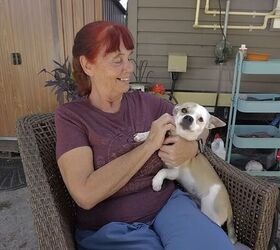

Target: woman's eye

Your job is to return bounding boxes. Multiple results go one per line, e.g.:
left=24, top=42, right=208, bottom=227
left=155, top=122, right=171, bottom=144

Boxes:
left=113, top=59, right=122, bottom=64
left=181, top=108, right=187, bottom=113
left=198, top=117, right=204, bottom=122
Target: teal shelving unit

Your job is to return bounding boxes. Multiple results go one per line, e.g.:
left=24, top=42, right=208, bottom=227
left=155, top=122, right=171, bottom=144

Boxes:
left=225, top=51, right=280, bottom=176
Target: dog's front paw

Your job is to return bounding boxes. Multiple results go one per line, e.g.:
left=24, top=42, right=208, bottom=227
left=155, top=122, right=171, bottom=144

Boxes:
left=152, top=176, right=163, bottom=192
left=133, top=132, right=149, bottom=142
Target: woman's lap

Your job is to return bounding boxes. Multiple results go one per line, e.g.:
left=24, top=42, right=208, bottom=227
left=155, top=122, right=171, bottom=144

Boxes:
left=153, top=189, right=234, bottom=250
left=76, top=189, right=234, bottom=250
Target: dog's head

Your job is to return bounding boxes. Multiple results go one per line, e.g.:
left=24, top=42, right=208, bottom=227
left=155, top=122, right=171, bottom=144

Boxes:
left=173, top=102, right=226, bottom=141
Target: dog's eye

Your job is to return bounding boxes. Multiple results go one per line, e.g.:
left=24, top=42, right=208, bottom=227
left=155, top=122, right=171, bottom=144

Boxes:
left=181, top=108, right=188, bottom=113
left=198, top=117, right=204, bottom=122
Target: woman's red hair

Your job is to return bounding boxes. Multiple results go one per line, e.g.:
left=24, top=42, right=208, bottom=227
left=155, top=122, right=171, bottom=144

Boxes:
left=72, top=21, right=134, bottom=96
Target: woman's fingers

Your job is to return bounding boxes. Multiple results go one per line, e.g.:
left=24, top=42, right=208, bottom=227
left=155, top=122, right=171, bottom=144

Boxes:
left=162, top=135, right=179, bottom=146
left=154, top=113, right=174, bottom=127
left=146, top=113, right=175, bottom=151
left=159, top=136, right=198, bottom=166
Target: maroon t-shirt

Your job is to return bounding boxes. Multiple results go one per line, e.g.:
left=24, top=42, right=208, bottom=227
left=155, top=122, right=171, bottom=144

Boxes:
left=55, top=91, right=176, bottom=230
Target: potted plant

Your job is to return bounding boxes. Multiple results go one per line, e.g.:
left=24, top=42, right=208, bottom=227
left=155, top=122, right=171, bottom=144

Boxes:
left=149, top=82, right=178, bottom=104
left=39, top=58, right=78, bottom=104
left=130, top=59, right=154, bottom=91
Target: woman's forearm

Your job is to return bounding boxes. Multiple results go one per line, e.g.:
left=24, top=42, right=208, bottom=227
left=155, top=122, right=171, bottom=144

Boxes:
left=81, top=140, right=156, bottom=209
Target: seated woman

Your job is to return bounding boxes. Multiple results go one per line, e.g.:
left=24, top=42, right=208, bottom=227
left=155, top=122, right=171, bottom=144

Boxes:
left=55, top=20, right=235, bottom=250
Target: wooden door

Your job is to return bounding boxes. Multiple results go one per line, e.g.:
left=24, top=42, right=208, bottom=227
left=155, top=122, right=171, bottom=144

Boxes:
left=0, top=0, right=21, bottom=137
left=0, top=0, right=102, bottom=137
left=0, top=0, right=64, bottom=136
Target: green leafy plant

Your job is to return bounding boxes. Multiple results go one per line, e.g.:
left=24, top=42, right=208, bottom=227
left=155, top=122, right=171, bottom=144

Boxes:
left=39, top=58, right=78, bottom=104
left=131, top=59, right=154, bottom=84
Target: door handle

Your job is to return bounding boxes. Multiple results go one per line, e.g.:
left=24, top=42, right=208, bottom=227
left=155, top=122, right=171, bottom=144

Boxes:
left=11, top=52, right=22, bottom=65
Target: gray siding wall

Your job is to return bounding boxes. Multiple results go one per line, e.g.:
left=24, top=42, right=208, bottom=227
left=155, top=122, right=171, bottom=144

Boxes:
left=103, top=0, right=126, bottom=24
left=127, top=0, right=280, bottom=93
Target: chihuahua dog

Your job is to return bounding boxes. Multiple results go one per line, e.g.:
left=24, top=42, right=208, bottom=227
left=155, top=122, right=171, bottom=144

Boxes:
left=134, top=102, right=237, bottom=244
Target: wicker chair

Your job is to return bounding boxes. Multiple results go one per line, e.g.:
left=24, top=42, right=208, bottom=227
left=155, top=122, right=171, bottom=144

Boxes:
left=16, top=113, right=279, bottom=250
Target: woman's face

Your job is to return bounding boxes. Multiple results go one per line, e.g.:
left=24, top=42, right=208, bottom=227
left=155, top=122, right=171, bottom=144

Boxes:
left=90, top=40, right=134, bottom=98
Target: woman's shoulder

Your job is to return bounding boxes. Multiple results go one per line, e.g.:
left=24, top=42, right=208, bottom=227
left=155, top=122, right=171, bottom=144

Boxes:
left=55, top=98, right=88, bottom=118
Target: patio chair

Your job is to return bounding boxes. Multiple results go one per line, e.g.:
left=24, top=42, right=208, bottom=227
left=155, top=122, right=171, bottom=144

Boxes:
left=16, top=113, right=279, bottom=250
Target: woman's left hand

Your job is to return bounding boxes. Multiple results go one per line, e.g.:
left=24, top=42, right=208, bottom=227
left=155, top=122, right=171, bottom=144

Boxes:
left=158, top=135, right=198, bottom=166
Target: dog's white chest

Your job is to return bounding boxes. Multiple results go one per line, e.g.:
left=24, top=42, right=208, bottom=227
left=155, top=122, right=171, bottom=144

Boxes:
left=177, top=168, right=198, bottom=196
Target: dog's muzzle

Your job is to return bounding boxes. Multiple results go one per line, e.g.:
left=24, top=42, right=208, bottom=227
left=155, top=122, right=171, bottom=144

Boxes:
left=180, top=115, right=193, bottom=130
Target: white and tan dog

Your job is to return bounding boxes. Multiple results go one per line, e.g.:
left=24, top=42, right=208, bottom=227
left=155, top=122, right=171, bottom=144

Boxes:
left=134, top=102, right=237, bottom=244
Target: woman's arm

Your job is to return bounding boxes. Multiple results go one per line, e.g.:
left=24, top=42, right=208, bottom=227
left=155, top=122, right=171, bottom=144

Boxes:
left=58, top=113, right=175, bottom=210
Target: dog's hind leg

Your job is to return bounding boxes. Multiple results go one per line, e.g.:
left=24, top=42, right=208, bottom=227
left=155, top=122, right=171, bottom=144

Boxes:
left=200, top=184, right=225, bottom=226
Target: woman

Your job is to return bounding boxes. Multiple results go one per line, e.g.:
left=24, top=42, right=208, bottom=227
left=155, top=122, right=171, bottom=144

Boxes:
left=55, top=21, right=233, bottom=250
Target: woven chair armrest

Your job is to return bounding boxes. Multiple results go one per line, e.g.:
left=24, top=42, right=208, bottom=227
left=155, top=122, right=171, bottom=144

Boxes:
left=203, top=146, right=278, bottom=250
left=16, top=114, right=76, bottom=250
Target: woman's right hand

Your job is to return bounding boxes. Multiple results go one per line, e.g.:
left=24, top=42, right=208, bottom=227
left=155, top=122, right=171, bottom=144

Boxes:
left=145, top=113, right=176, bottom=151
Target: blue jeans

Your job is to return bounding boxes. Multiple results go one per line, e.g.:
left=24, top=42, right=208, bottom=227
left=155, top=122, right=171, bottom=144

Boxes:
left=75, top=189, right=234, bottom=250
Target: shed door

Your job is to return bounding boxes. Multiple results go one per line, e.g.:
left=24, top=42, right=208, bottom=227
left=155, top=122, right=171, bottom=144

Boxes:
left=0, top=0, right=63, bottom=136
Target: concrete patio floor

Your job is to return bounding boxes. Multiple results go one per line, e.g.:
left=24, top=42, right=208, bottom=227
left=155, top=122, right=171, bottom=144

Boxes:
left=0, top=188, right=38, bottom=250
left=0, top=185, right=280, bottom=250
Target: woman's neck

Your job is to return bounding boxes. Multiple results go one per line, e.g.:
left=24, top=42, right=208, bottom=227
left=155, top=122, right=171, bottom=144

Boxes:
left=88, top=92, right=123, bottom=113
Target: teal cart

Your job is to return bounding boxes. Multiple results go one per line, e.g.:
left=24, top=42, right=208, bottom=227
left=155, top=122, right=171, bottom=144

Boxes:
left=225, top=51, right=280, bottom=176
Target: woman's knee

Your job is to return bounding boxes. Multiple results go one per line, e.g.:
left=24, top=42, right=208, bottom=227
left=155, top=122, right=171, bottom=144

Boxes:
left=153, top=189, right=234, bottom=250
left=155, top=215, right=233, bottom=250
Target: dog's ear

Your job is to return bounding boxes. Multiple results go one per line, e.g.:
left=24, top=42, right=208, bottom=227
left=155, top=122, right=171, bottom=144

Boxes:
left=172, top=105, right=180, bottom=116
left=207, top=115, right=226, bottom=129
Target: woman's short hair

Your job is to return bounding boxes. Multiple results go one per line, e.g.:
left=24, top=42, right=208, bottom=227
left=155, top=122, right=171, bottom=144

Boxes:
left=72, top=21, right=134, bottom=96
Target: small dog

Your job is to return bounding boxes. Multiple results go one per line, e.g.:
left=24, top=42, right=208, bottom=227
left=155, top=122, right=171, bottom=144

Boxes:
left=134, top=102, right=237, bottom=244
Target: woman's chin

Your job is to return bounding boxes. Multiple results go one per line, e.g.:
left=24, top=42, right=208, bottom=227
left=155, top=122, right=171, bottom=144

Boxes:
left=115, top=80, right=130, bottom=94
left=122, top=83, right=130, bottom=93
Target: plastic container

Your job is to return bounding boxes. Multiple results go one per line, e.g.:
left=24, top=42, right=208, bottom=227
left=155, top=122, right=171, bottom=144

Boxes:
left=237, top=94, right=280, bottom=113
left=239, top=44, right=248, bottom=58
left=246, top=53, right=269, bottom=61
left=242, top=59, right=280, bottom=74
left=277, top=149, right=280, bottom=169
left=211, top=133, right=226, bottom=160
left=233, top=125, right=280, bottom=148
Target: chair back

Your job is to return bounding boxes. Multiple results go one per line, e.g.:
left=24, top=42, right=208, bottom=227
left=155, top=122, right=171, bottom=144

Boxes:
left=16, top=113, right=76, bottom=250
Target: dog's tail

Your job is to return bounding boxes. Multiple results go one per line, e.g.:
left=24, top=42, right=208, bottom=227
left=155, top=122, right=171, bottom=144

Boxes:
left=227, top=208, right=237, bottom=244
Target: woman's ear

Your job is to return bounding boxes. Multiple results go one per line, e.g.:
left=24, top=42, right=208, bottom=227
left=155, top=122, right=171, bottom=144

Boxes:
left=79, top=56, right=94, bottom=76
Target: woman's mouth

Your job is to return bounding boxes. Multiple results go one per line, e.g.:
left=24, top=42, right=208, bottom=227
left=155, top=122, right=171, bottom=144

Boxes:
left=117, top=77, right=129, bottom=81
left=116, top=77, right=130, bottom=83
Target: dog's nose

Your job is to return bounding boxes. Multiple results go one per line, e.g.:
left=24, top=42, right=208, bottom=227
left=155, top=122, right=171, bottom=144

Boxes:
left=183, top=115, right=193, bottom=125
left=180, top=115, right=194, bottom=130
